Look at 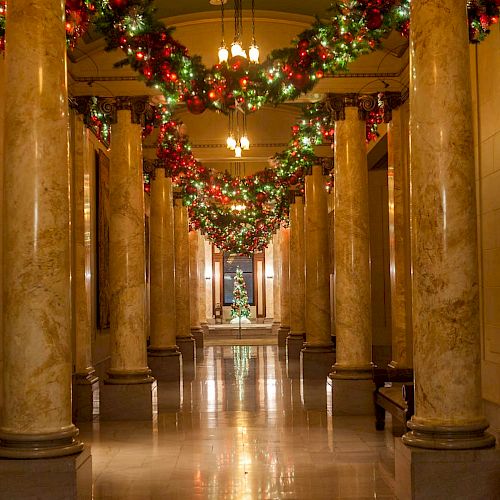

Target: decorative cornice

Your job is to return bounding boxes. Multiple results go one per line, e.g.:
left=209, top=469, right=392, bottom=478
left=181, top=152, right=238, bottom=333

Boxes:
left=327, top=92, right=404, bottom=122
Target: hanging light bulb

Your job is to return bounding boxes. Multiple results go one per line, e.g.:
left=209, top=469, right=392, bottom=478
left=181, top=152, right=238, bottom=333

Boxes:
left=248, top=44, right=259, bottom=63
left=240, top=135, right=250, bottom=150
left=227, top=135, right=236, bottom=150
left=235, top=144, right=242, bottom=158
left=231, top=40, right=243, bottom=57
left=218, top=44, right=229, bottom=63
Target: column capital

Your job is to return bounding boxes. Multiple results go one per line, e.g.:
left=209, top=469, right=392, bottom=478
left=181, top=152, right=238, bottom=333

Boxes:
left=113, top=96, right=154, bottom=125
left=327, top=92, right=405, bottom=122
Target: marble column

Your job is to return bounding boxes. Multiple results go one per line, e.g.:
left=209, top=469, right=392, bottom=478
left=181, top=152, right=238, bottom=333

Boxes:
left=272, top=232, right=282, bottom=334
left=189, top=229, right=204, bottom=349
left=395, top=2, right=498, bottom=498
left=174, top=196, right=196, bottom=375
left=330, top=104, right=373, bottom=415
left=72, top=112, right=98, bottom=422
left=387, top=105, right=413, bottom=369
left=301, top=165, right=335, bottom=380
left=287, top=195, right=306, bottom=365
left=0, top=0, right=91, bottom=494
left=100, top=101, right=155, bottom=421
left=147, top=169, right=181, bottom=382
left=198, top=232, right=209, bottom=334
left=277, top=226, right=291, bottom=348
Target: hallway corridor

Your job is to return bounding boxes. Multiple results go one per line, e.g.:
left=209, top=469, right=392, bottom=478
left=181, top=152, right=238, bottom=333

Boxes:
left=79, top=345, right=396, bottom=499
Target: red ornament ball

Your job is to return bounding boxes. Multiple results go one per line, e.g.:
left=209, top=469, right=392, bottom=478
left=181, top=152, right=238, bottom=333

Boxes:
left=108, top=0, right=128, bottom=9
left=186, top=95, right=206, bottom=115
left=290, top=72, right=310, bottom=91
left=297, top=39, right=309, bottom=51
left=256, top=192, right=267, bottom=203
left=366, top=9, right=383, bottom=30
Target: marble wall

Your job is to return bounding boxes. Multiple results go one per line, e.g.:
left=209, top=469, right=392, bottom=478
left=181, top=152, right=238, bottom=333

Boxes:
left=473, top=26, right=500, bottom=419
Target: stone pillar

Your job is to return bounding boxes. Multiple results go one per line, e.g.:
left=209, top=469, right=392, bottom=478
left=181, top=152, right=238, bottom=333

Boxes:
left=189, top=229, right=204, bottom=349
left=174, top=196, right=196, bottom=375
left=147, top=169, right=181, bottom=382
left=301, top=165, right=335, bottom=379
left=198, top=232, right=209, bottom=333
left=100, top=100, right=155, bottom=420
left=330, top=103, right=373, bottom=415
left=387, top=105, right=413, bottom=369
left=287, top=195, right=306, bottom=363
left=72, top=112, right=98, bottom=422
left=277, top=226, right=291, bottom=348
left=395, top=3, right=498, bottom=498
left=0, top=0, right=92, bottom=494
left=272, top=232, right=281, bottom=333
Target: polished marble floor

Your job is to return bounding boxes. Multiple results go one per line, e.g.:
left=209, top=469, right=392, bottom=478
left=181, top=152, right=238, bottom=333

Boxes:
left=79, top=345, right=397, bottom=499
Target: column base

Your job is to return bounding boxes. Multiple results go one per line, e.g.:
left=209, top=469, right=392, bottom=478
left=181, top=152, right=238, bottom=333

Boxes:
left=330, top=377, right=375, bottom=416
left=100, top=380, right=156, bottom=421
left=395, top=439, right=500, bottom=500
left=0, top=445, right=91, bottom=500
left=0, top=426, right=84, bottom=459
left=301, top=379, right=328, bottom=409
left=272, top=321, right=281, bottom=335
left=73, top=370, right=99, bottom=422
left=300, top=344, right=335, bottom=380
left=286, top=333, right=304, bottom=362
left=191, top=326, right=205, bottom=349
left=402, top=418, right=496, bottom=450
left=176, top=336, right=196, bottom=381
left=277, top=325, right=290, bottom=348
left=147, top=347, right=182, bottom=383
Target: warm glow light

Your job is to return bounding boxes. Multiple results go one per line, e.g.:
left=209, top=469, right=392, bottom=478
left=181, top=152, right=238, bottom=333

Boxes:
left=226, top=135, right=236, bottom=150
left=235, top=145, right=242, bottom=158
left=231, top=204, right=246, bottom=211
left=240, top=135, right=250, bottom=150
left=231, top=41, right=243, bottom=57
left=218, top=45, right=229, bottom=63
left=249, top=44, right=260, bottom=63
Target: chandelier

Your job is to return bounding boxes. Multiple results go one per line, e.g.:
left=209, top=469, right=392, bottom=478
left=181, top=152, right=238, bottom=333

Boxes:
left=226, top=106, right=250, bottom=158
left=216, top=0, right=259, bottom=64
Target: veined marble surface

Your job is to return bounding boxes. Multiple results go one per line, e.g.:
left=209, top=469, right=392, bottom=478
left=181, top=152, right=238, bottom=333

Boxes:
left=304, top=166, right=331, bottom=346
left=333, top=108, right=372, bottom=372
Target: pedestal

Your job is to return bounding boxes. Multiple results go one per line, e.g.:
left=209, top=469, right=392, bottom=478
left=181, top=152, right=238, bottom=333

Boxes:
left=191, top=326, right=205, bottom=350
left=0, top=445, right=92, bottom=500
left=330, top=378, right=374, bottom=415
left=300, top=345, right=335, bottom=380
left=100, top=381, right=156, bottom=421
left=72, top=373, right=99, bottom=422
left=287, top=334, right=304, bottom=363
left=277, top=325, right=290, bottom=348
left=177, top=337, right=196, bottom=381
left=395, top=439, right=500, bottom=500
left=147, top=349, right=182, bottom=383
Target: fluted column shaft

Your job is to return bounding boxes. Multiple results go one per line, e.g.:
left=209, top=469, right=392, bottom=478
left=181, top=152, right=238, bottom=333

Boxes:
left=289, top=196, right=306, bottom=337
left=332, top=107, right=372, bottom=379
left=174, top=198, right=193, bottom=340
left=402, top=0, right=494, bottom=450
left=387, top=106, right=413, bottom=369
left=148, top=169, right=177, bottom=353
left=107, top=108, right=152, bottom=383
left=0, top=0, right=83, bottom=457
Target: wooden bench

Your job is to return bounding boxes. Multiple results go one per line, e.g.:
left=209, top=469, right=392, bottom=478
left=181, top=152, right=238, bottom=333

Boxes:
left=373, top=368, right=414, bottom=435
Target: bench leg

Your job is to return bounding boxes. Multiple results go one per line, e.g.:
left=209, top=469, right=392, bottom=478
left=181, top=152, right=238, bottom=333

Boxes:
left=375, top=403, right=385, bottom=430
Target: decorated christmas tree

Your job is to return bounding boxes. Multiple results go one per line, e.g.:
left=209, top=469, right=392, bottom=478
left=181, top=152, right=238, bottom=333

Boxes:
left=231, top=267, right=251, bottom=321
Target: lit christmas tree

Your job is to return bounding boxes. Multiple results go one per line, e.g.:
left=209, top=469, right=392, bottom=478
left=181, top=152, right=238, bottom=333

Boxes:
left=230, top=267, right=251, bottom=323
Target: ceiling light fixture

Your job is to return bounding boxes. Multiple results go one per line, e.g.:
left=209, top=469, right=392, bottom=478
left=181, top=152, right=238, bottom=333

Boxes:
left=248, top=0, right=259, bottom=63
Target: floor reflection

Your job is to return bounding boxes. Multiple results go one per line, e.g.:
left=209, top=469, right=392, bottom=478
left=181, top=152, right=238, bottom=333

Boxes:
left=79, top=344, right=396, bottom=499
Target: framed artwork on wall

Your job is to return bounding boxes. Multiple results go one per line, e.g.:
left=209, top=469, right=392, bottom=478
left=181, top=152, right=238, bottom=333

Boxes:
left=96, top=150, right=110, bottom=330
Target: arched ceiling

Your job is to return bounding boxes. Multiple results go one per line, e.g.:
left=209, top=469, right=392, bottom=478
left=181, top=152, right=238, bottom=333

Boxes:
left=70, top=2, right=407, bottom=168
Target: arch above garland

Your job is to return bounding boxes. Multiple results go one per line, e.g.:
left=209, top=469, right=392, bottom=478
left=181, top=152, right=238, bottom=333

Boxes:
left=1, top=0, right=498, bottom=254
